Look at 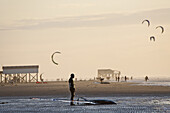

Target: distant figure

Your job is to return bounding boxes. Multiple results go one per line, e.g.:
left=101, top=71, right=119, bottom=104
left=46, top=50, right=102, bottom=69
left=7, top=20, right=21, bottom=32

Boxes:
left=100, top=78, right=104, bottom=83
left=145, top=76, right=149, bottom=82
left=131, top=76, right=133, bottom=80
left=115, top=76, right=118, bottom=81
left=117, top=76, right=120, bottom=82
left=69, top=73, right=75, bottom=105
left=125, top=76, right=127, bottom=82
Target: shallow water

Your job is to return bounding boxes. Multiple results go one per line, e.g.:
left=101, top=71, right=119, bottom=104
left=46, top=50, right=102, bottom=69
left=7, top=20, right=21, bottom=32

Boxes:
left=0, top=96, right=170, bottom=113
left=136, top=81, right=170, bottom=87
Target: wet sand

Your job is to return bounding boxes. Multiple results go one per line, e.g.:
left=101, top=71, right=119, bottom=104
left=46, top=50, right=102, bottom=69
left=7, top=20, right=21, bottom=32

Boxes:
left=1, top=81, right=170, bottom=97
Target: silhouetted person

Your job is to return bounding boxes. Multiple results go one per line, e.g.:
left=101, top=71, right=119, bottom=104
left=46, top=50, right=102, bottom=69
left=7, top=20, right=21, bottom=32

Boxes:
left=69, top=73, right=75, bottom=105
left=145, top=76, right=149, bottom=82
left=117, top=76, right=120, bottom=82
left=100, top=78, right=104, bottom=84
left=125, top=76, right=127, bottom=82
left=115, top=76, right=118, bottom=81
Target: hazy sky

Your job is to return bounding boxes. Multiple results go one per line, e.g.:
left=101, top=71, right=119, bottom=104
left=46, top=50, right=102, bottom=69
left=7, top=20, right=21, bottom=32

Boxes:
left=0, top=0, right=170, bottom=80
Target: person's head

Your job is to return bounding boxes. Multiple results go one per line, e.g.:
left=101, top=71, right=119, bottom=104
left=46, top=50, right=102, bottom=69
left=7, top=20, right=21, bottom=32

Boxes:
left=71, top=73, right=75, bottom=78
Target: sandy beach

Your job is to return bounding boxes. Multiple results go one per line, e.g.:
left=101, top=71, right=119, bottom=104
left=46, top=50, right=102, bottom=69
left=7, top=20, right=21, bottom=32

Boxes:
left=1, top=81, right=170, bottom=97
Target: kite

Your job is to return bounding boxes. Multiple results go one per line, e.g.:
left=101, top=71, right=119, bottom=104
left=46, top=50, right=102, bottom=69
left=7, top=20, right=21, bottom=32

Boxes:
left=51, top=51, right=61, bottom=65
left=142, top=20, right=150, bottom=27
left=150, top=36, right=155, bottom=42
left=156, top=26, right=164, bottom=33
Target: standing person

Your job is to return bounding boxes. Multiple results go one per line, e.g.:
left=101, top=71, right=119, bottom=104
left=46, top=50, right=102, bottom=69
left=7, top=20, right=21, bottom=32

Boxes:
left=125, top=76, right=127, bottom=82
left=145, top=76, right=149, bottom=82
left=117, top=76, right=120, bottom=82
left=69, top=73, right=75, bottom=105
left=115, top=76, right=118, bottom=81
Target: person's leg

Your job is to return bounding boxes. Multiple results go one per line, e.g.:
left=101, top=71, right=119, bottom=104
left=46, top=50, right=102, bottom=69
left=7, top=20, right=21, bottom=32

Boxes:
left=70, top=89, right=75, bottom=105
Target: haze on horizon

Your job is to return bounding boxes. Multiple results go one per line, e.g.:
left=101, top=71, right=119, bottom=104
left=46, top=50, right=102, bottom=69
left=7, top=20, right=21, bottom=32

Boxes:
left=0, top=0, right=170, bottom=80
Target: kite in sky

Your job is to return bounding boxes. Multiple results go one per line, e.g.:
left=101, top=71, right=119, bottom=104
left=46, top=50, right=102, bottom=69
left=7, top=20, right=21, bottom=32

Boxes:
left=51, top=51, right=61, bottom=65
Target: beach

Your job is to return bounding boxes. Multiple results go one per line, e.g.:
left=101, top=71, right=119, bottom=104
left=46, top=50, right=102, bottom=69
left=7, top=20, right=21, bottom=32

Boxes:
left=1, top=81, right=170, bottom=97
left=1, top=81, right=170, bottom=113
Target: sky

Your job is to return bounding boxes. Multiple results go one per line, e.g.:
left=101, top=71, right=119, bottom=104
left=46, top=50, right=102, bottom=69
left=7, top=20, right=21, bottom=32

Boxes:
left=0, top=0, right=170, bottom=80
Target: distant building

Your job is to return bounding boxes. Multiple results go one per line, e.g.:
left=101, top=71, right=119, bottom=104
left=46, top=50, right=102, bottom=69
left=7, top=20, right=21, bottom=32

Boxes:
left=0, top=65, right=39, bottom=83
left=98, top=69, right=121, bottom=80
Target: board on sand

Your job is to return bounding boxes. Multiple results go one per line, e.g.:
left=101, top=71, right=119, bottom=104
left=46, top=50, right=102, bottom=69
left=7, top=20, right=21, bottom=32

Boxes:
left=60, top=97, right=117, bottom=105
